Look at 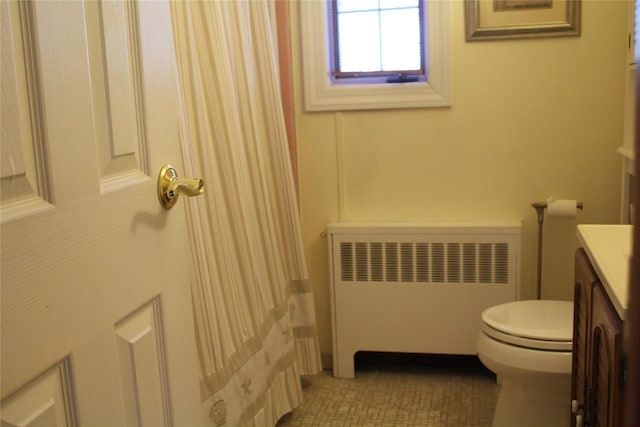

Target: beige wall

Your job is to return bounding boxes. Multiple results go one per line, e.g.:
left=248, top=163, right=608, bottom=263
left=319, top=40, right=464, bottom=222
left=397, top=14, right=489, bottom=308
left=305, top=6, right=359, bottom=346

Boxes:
left=291, top=1, right=629, bottom=358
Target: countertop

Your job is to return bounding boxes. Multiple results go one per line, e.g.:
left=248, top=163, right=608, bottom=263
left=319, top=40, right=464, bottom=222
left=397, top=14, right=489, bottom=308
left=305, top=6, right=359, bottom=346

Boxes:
left=577, top=224, right=633, bottom=320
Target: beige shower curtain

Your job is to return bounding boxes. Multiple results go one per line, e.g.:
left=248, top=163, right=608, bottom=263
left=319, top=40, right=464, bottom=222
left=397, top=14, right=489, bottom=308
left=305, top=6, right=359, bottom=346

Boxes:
left=170, top=1, right=322, bottom=425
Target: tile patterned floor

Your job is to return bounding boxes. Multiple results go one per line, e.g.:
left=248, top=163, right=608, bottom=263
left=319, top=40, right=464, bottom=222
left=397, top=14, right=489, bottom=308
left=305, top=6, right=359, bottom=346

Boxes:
left=277, top=354, right=498, bottom=427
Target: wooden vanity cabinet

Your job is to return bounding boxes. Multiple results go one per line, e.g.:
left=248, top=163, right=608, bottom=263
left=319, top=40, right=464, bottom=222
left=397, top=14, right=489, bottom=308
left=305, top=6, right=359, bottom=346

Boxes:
left=571, top=249, right=625, bottom=427
left=572, top=248, right=596, bottom=425
left=590, top=284, right=624, bottom=426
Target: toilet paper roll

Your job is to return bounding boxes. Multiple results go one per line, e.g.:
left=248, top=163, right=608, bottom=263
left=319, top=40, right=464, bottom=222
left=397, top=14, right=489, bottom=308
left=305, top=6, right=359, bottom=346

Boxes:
left=547, top=199, right=578, bottom=218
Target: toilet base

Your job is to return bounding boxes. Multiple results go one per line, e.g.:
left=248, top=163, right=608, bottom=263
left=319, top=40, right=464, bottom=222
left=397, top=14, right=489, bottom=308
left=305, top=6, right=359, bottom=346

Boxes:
left=492, top=376, right=570, bottom=427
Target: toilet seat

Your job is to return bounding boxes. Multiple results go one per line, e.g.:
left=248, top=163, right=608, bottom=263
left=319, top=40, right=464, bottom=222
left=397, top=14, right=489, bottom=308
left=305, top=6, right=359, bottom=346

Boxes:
left=481, top=300, right=573, bottom=352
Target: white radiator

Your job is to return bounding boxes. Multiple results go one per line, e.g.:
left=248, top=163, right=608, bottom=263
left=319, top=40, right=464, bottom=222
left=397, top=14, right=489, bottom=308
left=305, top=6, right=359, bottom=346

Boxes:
left=327, top=222, right=521, bottom=378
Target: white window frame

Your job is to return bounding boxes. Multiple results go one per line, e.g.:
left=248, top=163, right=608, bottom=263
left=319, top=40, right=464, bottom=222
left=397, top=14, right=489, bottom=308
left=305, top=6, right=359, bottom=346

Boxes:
left=300, top=0, right=451, bottom=112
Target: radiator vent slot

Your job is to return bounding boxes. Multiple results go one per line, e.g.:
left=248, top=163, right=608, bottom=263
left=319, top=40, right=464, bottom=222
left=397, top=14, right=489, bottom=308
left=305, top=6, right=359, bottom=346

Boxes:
left=355, top=242, right=368, bottom=281
left=340, top=242, right=353, bottom=281
left=370, top=242, right=383, bottom=281
left=338, top=240, right=511, bottom=285
left=385, top=242, right=398, bottom=282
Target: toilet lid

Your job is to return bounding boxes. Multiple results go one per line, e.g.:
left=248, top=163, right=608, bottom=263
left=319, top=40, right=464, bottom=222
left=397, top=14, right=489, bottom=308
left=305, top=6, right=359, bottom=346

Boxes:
left=482, top=300, right=573, bottom=351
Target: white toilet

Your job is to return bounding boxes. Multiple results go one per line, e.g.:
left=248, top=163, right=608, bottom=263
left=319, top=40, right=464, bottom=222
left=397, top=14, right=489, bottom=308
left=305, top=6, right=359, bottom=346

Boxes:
left=476, top=299, right=574, bottom=427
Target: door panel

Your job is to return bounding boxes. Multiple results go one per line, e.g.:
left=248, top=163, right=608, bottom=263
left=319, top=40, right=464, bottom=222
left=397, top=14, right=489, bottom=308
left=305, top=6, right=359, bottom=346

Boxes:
left=1, top=1, right=205, bottom=425
left=0, top=359, right=76, bottom=427
left=0, top=0, right=50, bottom=220
left=84, top=0, right=149, bottom=187
left=589, top=283, right=623, bottom=427
left=571, top=248, right=597, bottom=425
left=115, top=299, right=171, bottom=427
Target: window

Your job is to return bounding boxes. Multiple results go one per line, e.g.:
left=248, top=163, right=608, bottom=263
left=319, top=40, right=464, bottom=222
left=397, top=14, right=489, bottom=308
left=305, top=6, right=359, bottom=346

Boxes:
left=300, top=0, right=451, bottom=111
left=330, top=0, right=424, bottom=83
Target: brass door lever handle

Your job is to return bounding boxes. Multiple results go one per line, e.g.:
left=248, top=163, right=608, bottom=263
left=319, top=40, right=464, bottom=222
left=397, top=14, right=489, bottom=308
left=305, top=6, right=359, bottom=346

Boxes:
left=157, top=164, right=204, bottom=209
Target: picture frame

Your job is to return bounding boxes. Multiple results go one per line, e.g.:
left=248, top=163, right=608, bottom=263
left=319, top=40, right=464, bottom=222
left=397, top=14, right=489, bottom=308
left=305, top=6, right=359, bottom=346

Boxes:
left=464, top=0, right=581, bottom=41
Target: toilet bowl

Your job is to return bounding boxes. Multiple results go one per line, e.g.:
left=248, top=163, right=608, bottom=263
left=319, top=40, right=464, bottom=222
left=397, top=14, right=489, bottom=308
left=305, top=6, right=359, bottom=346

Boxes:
left=476, top=300, right=573, bottom=427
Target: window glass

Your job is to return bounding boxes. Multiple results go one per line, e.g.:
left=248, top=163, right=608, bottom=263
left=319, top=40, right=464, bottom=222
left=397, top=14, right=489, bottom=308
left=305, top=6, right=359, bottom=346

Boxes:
left=380, top=0, right=419, bottom=9
left=337, top=11, right=381, bottom=72
left=336, top=0, right=379, bottom=13
left=379, top=8, right=420, bottom=71
left=333, top=0, right=422, bottom=75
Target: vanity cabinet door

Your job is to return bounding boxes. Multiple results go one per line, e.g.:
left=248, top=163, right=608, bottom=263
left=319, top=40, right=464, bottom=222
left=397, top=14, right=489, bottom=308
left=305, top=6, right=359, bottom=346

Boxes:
left=572, top=249, right=598, bottom=426
left=589, top=283, right=624, bottom=427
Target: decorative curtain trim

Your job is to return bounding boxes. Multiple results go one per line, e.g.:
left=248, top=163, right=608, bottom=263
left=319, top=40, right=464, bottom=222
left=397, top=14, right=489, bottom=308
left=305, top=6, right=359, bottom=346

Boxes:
left=198, top=281, right=317, bottom=398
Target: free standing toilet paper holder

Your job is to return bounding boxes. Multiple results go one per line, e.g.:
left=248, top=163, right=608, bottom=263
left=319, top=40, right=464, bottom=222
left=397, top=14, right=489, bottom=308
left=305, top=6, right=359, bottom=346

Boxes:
left=531, top=200, right=584, bottom=299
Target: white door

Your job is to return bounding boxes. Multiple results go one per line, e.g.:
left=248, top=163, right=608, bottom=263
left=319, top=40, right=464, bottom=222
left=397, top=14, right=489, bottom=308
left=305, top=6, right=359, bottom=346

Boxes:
left=1, top=1, right=207, bottom=425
